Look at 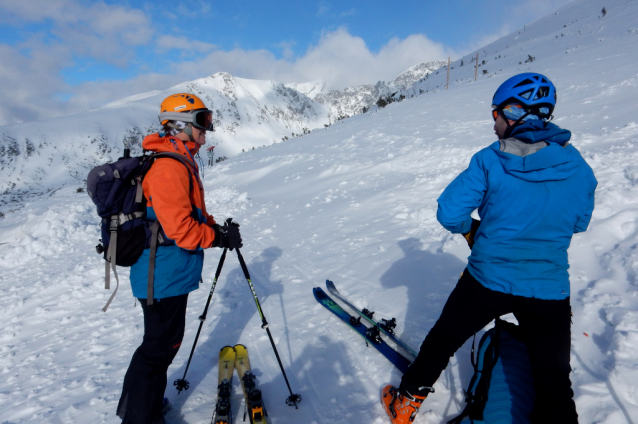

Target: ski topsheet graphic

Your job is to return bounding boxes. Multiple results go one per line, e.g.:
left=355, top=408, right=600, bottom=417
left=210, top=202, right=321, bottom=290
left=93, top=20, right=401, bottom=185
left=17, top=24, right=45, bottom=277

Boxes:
left=313, top=286, right=411, bottom=373
left=325, top=279, right=418, bottom=359
left=213, top=346, right=236, bottom=424
left=234, top=344, right=268, bottom=423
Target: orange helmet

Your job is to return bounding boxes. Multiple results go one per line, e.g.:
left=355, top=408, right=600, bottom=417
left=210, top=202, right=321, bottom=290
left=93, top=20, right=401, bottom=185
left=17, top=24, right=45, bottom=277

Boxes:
left=159, top=93, right=207, bottom=125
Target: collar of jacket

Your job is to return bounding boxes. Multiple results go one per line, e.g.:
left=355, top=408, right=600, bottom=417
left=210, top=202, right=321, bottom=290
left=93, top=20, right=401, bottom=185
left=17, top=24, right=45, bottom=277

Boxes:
left=509, top=120, right=571, bottom=146
left=142, top=132, right=201, bottom=157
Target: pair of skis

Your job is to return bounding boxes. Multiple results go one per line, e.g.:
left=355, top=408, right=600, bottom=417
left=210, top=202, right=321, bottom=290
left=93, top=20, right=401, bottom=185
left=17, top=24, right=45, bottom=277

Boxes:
left=213, top=345, right=267, bottom=424
left=313, top=280, right=418, bottom=374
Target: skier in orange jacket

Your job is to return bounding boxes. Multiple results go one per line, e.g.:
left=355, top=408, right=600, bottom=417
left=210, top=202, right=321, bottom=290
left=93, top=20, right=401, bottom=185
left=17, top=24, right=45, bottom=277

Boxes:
left=117, top=93, right=242, bottom=424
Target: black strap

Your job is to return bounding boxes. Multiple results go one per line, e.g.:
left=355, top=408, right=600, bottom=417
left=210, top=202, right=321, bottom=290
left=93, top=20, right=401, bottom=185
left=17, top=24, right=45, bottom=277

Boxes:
left=448, top=324, right=502, bottom=424
left=149, top=152, right=199, bottom=218
left=144, top=152, right=199, bottom=306
left=147, top=220, right=161, bottom=305
left=151, top=152, right=199, bottom=192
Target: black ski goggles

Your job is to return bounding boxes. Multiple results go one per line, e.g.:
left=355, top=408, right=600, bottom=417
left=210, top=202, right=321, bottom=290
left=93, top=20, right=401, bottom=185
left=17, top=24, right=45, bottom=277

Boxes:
left=190, top=109, right=214, bottom=131
left=159, top=109, right=215, bottom=131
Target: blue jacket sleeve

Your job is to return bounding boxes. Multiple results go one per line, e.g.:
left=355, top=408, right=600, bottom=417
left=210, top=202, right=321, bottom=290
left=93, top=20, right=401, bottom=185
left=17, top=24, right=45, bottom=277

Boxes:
left=436, top=152, right=488, bottom=234
left=574, top=169, right=597, bottom=233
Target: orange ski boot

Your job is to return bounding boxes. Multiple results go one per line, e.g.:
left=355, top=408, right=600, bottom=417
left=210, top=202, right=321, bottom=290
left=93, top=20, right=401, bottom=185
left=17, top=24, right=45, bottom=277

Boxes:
left=381, top=385, right=431, bottom=424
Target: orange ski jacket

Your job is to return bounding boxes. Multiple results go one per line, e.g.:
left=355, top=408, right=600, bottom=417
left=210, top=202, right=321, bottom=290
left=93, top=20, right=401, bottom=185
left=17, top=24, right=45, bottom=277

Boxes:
left=129, top=133, right=217, bottom=299
left=142, top=133, right=216, bottom=249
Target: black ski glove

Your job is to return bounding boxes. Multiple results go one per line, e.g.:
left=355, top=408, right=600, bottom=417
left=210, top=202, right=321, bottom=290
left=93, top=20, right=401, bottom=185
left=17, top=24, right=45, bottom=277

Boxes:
left=212, top=218, right=243, bottom=250
left=462, top=218, right=481, bottom=249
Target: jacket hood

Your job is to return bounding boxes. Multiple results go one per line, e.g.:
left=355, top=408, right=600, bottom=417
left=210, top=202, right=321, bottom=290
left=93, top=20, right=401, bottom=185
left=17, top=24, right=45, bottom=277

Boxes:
left=142, top=132, right=201, bottom=157
left=491, top=122, right=581, bottom=182
left=510, top=120, right=571, bottom=145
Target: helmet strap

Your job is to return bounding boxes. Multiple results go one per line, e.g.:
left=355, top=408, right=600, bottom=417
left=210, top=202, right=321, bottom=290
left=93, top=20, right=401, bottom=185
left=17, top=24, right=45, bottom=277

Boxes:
left=504, top=111, right=531, bottom=139
left=165, top=121, right=197, bottom=142
left=165, top=121, right=183, bottom=136
left=183, top=123, right=197, bottom=143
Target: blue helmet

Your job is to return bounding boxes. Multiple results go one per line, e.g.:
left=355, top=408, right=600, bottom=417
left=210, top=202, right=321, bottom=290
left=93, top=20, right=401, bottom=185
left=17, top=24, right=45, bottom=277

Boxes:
left=492, top=73, right=557, bottom=119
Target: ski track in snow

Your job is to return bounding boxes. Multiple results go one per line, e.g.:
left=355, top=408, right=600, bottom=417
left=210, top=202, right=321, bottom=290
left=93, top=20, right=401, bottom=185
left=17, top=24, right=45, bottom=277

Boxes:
left=2, top=0, right=638, bottom=422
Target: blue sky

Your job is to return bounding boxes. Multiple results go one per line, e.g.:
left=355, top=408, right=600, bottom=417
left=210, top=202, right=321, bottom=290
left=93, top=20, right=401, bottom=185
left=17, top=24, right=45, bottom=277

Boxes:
left=0, top=0, right=573, bottom=125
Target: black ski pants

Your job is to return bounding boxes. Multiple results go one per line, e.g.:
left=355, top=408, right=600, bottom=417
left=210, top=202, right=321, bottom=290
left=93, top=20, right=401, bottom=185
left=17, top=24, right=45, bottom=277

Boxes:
left=401, top=269, right=578, bottom=424
left=117, top=294, right=188, bottom=424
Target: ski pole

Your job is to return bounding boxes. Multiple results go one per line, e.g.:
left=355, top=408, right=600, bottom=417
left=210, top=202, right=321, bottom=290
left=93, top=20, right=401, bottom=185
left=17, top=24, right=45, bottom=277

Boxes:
left=174, top=247, right=228, bottom=394
left=235, top=248, right=302, bottom=408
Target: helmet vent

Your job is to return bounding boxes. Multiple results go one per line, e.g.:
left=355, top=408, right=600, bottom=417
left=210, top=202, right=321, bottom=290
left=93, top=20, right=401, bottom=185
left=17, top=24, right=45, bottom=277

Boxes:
left=519, top=89, right=534, bottom=100
left=493, top=73, right=556, bottom=118
left=513, top=79, right=534, bottom=88
left=534, top=87, right=549, bottom=100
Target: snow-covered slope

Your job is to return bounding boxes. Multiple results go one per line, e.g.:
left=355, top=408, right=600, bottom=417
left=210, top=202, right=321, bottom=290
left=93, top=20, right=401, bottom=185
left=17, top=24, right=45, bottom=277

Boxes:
left=1, top=0, right=638, bottom=423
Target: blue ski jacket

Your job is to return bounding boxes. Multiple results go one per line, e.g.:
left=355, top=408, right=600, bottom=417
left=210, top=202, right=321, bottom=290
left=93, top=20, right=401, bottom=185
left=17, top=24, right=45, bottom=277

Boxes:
left=437, top=121, right=597, bottom=299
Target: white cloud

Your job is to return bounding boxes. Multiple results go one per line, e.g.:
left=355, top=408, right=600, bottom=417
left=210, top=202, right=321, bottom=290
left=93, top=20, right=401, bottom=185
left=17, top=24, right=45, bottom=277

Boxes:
left=317, top=2, right=331, bottom=17
left=0, top=0, right=75, bottom=23
left=274, top=41, right=297, bottom=60
left=1, top=0, right=153, bottom=67
left=175, top=1, right=213, bottom=18
left=170, top=28, right=454, bottom=91
left=0, top=0, right=158, bottom=125
left=156, top=35, right=217, bottom=54
left=0, top=25, right=457, bottom=126
left=339, top=8, right=357, bottom=17
left=0, top=43, right=71, bottom=125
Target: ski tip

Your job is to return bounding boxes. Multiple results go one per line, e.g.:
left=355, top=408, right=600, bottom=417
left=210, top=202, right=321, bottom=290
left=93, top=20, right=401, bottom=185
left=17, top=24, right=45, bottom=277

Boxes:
left=313, top=287, right=328, bottom=302
left=219, top=345, right=236, bottom=361
left=233, top=344, right=248, bottom=357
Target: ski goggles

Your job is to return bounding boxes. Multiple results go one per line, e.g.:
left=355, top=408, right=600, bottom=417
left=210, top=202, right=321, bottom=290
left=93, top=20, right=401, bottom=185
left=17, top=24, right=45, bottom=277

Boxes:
left=491, top=104, right=521, bottom=121
left=158, top=109, right=214, bottom=131
left=492, top=103, right=538, bottom=122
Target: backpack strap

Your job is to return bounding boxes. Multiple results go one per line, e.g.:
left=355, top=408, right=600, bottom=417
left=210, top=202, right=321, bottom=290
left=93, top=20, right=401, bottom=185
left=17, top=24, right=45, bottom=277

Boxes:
left=146, top=220, right=161, bottom=305
left=143, top=151, right=198, bottom=307
left=102, top=214, right=121, bottom=312
left=100, top=151, right=199, bottom=311
left=471, top=326, right=500, bottom=420
left=448, top=325, right=502, bottom=424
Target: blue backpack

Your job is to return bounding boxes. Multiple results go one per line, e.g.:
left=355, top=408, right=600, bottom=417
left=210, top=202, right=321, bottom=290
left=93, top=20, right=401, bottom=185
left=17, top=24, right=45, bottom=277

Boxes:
left=87, top=151, right=196, bottom=311
left=449, top=319, right=535, bottom=424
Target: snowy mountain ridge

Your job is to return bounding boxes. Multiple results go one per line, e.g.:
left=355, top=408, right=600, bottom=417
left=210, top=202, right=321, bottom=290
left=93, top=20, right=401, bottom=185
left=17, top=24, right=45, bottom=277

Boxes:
left=311, top=60, right=448, bottom=120
left=0, top=61, right=444, bottom=213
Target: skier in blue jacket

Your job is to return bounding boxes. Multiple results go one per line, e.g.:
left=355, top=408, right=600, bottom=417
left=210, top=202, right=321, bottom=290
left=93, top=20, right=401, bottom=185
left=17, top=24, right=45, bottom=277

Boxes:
left=382, top=73, right=596, bottom=424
